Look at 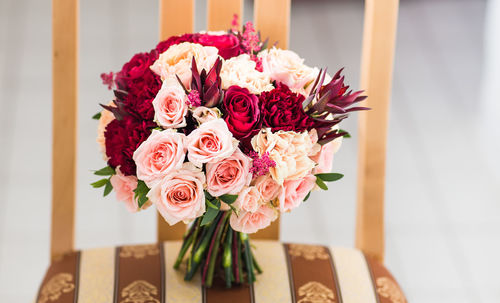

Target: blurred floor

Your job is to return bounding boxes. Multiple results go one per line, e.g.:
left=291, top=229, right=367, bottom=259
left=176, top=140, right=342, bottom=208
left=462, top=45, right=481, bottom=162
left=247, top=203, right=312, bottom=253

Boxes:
left=1, top=0, right=499, bottom=302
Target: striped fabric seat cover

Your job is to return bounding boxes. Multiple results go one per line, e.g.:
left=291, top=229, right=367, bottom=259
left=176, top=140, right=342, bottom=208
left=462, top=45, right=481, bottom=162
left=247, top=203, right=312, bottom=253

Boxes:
left=36, top=241, right=406, bottom=303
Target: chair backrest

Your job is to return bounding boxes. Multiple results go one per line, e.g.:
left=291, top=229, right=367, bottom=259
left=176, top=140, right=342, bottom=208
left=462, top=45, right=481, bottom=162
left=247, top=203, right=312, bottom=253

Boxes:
left=50, top=0, right=398, bottom=263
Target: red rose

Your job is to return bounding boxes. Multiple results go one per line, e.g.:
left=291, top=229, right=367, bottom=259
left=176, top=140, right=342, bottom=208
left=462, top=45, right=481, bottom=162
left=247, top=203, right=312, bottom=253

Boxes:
left=197, top=34, right=243, bottom=59
left=115, top=52, right=161, bottom=121
left=223, top=86, right=261, bottom=148
left=155, top=33, right=197, bottom=53
left=104, top=116, right=155, bottom=176
left=260, top=83, right=313, bottom=132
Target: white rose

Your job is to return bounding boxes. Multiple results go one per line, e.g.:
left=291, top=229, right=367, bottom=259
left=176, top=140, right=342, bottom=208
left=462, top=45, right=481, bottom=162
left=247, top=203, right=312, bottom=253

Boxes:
left=258, top=47, right=318, bottom=92
left=151, top=42, right=219, bottom=88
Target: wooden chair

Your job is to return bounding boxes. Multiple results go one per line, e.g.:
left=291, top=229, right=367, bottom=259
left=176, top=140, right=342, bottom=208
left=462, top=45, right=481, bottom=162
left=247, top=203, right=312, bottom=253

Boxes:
left=41, top=0, right=403, bottom=302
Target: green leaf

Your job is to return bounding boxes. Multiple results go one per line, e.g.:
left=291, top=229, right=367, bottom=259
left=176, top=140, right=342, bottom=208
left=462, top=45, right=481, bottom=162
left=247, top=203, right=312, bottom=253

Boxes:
left=103, top=179, right=113, bottom=197
left=315, top=177, right=328, bottom=190
left=303, top=191, right=311, bottom=202
left=206, top=198, right=220, bottom=210
left=134, top=180, right=149, bottom=197
left=94, top=166, right=115, bottom=176
left=153, top=126, right=163, bottom=131
left=204, top=190, right=214, bottom=200
left=339, top=129, right=351, bottom=138
left=91, top=179, right=108, bottom=188
left=133, top=180, right=150, bottom=208
left=201, top=207, right=219, bottom=226
left=219, top=194, right=238, bottom=204
left=315, top=173, right=344, bottom=182
left=137, top=195, right=149, bottom=208
left=92, top=112, right=101, bottom=120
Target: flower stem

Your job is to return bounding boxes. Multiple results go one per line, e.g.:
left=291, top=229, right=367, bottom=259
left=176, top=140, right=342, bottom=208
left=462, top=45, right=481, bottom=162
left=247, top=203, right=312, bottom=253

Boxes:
left=241, top=233, right=255, bottom=283
left=203, top=212, right=229, bottom=287
left=174, top=219, right=199, bottom=269
left=184, top=212, right=221, bottom=281
left=251, top=250, right=263, bottom=274
left=223, top=227, right=233, bottom=288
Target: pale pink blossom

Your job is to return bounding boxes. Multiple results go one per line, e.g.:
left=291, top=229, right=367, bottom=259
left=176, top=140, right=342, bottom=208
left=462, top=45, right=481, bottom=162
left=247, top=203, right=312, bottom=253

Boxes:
left=110, top=167, right=139, bottom=213
left=133, top=129, right=186, bottom=187
left=253, top=174, right=281, bottom=201
left=206, top=148, right=252, bottom=196
left=311, top=137, right=343, bottom=174
left=96, top=101, right=115, bottom=155
left=251, top=128, right=317, bottom=184
left=258, top=47, right=317, bottom=91
left=152, top=77, right=188, bottom=128
left=234, top=186, right=262, bottom=213
left=186, top=119, right=237, bottom=167
left=230, top=204, right=278, bottom=234
left=147, top=163, right=206, bottom=225
left=278, top=174, right=316, bottom=212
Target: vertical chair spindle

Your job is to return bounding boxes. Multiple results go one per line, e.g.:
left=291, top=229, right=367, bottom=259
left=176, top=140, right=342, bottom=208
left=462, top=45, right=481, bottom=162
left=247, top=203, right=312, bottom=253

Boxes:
left=356, top=0, right=399, bottom=263
left=51, top=0, right=79, bottom=261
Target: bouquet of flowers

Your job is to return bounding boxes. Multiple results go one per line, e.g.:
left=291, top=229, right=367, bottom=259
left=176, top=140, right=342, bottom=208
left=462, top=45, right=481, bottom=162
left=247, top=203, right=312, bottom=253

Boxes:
left=92, top=17, right=366, bottom=288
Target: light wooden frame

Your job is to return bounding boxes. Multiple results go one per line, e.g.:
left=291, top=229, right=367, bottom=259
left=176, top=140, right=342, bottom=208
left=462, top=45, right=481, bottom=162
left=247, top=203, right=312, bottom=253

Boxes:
left=50, top=0, right=398, bottom=263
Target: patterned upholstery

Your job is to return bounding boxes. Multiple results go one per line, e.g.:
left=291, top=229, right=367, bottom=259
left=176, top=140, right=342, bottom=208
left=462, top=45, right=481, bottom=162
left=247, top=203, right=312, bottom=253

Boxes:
left=36, top=241, right=406, bottom=303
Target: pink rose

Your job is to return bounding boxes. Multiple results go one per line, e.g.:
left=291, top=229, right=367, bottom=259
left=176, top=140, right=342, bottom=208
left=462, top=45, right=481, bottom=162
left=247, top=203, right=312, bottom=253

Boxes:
left=152, top=77, right=188, bottom=129
left=278, top=174, right=316, bottom=212
left=147, top=163, right=206, bottom=225
left=253, top=174, right=281, bottom=201
left=186, top=119, right=237, bottom=167
left=311, top=137, right=342, bottom=174
left=234, top=186, right=262, bottom=213
left=110, top=167, right=139, bottom=212
left=206, top=148, right=252, bottom=196
left=230, top=204, right=278, bottom=234
left=133, top=129, right=186, bottom=187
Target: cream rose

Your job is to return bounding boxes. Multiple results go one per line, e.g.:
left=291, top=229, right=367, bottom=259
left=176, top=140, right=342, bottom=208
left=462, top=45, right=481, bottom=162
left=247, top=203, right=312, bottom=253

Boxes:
left=191, top=106, right=221, bottom=125
left=220, top=54, right=274, bottom=94
left=96, top=101, right=115, bottom=156
left=253, top=173, right=281, bottom=201
left=186, top=118, right=237, bottom=167
left=133, top=129, right=186, bottom=187
left=110, top=167, right=139, bottom=213
left=251, top=128, right=316, bottom=184
left=151, top=42, right=219, bottom=87
left=153, top=77, right=189, bottom=129
left=229, top=204, right=278, bottom=234
left=206, top=148, right=252, bottom=196
left=147, top=163, right=206, bottom=225
left=258, top=47, right=318, bottom=92
left=278, top=174, right=316, bottom=212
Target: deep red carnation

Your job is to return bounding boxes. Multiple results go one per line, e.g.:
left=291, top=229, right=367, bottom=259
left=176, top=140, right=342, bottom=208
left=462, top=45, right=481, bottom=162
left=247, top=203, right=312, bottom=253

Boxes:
left=259, top=83, right=314, bottom=132
left=115, top=52, right=161, bottom=121
left=223, top=86, right=262, bottom=148
left=104, top=116, right=155, bottom=176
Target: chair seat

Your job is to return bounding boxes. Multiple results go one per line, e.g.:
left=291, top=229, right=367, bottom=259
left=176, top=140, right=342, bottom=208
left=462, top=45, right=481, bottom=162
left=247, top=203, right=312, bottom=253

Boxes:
left=36, top=240, right=406, bottom=303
